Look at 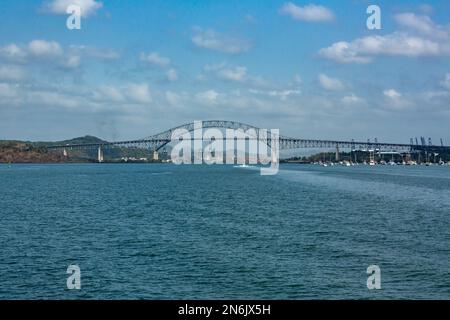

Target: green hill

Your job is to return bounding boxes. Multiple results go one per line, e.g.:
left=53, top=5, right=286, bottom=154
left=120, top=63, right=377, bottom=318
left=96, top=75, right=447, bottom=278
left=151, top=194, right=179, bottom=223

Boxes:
left=1, top=135, right=168, bottom=163
left=35, top=135, right=108, bottom=147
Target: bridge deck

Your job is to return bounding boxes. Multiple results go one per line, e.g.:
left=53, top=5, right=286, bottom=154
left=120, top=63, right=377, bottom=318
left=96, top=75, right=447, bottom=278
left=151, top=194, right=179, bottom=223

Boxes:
left=46, top=138, right=450, bottom=152
left=45, top=120, right=449, bottom=152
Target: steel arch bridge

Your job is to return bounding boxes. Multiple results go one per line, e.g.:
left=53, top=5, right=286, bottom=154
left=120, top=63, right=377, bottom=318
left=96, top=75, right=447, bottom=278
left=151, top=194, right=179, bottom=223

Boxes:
left=140, top=120, right=267, bottom=151
left=46, top=119, right=449, bottom=154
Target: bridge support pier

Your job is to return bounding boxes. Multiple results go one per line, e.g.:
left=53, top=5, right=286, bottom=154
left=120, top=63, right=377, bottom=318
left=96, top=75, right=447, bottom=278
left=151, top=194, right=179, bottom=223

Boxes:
left=63, top=148, right=68, bottom=157
left=97, top=146, right=104, bottom=163
left=335, top=144, right=340, bottom=162
left=152, top=151, right=159, bottom=161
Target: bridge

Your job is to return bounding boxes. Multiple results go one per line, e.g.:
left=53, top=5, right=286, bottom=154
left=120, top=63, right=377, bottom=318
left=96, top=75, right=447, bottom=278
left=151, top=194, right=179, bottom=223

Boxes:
left=46, top=120, right=450, bottom=162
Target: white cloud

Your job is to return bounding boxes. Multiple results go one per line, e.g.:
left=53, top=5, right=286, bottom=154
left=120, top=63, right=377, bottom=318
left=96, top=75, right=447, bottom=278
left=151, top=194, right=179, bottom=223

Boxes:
left=140, top=52, right=171, bottom=67
left=383, top=89, right=412, bottom=109
left=320, top=14, right=450, bottom=64
left=318, top=41, right=372, bottom=64
left=28, top=40, right=63, bottom=57
left=0, top=44, right=27, bottom=62
left=422, top=90, right=449, bottom=99
left=166, top=68, right=178, bottom=82
left=43, top=0, right=103, bottom=17
left=342, top=94, right=364, bottom=105
left=224, top=92, right=269, bottom=110
left=93, top=85, right=125, bottom=103
left=395, top=13, right=434, bottom=35
left=383, top=89, right=402, bottom=99
left=192, top=27, right=251, bottom=54
left=0, top=81, right=156, bottom=110
left=202, top=62, right=269, bottom=87
left=64, top=55, right=81, bottom=69
left=0, top=41, right=120, bottom=71
left=318, top=74, right=344, bottom=91
left=319, top=32, right=446, bottom=63
left=249, top=88, right=301, bottom=101
left=75, top=46, right=120, bottom=60
left=279, top=2, right=334, bottom=22
left=126, top=84, right=152, bottom=104
left=0, top=83, right=96, bottom=110
left=440, top=73, right=450, bottom=90
left=195, top=90, right=219, bottom=105
left=218, top=66, right=247, bottom=82
left=0, top=65, right=26, bottom=81
left=204, top=63, right=247, bottom=82
left=394, top=13, right=449, bottom=39
left=28, top=90, right=81, bottom=109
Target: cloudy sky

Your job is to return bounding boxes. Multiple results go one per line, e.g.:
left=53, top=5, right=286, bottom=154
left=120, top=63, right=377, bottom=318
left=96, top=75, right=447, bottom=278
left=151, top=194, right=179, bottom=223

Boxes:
left=0, top=0, right=449, bottom=143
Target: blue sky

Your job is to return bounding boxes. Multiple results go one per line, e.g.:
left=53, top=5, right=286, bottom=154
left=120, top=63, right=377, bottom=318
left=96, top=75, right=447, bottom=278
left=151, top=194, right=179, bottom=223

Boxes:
left=0, top=0, right=449, bottom=143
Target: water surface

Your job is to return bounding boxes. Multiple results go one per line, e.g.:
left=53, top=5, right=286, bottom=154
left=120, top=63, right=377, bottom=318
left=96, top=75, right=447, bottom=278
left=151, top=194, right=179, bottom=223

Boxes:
left=1, top=164, right=449, bottom=299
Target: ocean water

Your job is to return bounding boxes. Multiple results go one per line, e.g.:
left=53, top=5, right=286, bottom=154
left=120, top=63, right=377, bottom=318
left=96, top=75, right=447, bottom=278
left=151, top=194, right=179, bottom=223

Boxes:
left=1, top=163, right=450, bottom=299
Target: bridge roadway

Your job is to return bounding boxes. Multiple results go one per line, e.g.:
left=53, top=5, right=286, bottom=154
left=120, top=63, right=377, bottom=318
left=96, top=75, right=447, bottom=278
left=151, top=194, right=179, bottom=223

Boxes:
left=46, top=120, right=450, bottom=153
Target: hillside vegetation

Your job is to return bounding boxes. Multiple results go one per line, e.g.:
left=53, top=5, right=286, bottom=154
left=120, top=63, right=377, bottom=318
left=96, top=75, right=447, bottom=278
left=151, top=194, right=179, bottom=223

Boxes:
left=0, top=141, right=65, bottom=163
left=0, top=135, right=157, bottom=163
